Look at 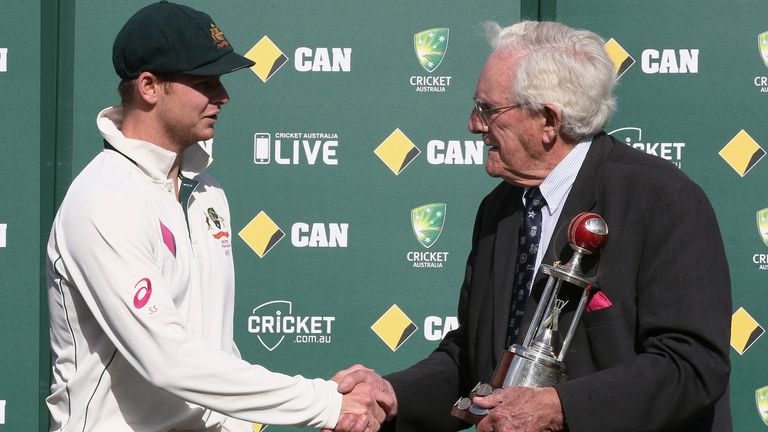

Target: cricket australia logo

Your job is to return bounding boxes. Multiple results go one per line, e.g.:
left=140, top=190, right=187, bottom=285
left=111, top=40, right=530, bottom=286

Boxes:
left=758, top=208, right=768, bottom=247
left=758, top=385, right=768, bottom=425
left=760, top=32, right=768, bottom=68
left=753, top=32, right=768, bottom=93
left=753, top=208, right=768, bottom=270
left=248, top=300, right=335, bottom=351
left=410, top=29, right=452, bottom=93
left=411, top=203, right=446, bottom=248
left=414, top=28, right=449, bottom=73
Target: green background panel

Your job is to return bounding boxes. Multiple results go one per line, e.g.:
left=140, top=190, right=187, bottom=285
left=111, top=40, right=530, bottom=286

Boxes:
left=2, top=0, right=766, bottom=430
left=0, top=2, right=43, bottom=431
left=558, top=2, right=768, bottom=429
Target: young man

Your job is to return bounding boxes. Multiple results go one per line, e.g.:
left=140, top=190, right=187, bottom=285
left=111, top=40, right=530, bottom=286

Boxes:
left=46, top=2, right=385, bottom=431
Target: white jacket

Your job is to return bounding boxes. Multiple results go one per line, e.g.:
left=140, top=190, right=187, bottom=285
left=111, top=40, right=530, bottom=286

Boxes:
left=46, top=106, right=342, bottom=432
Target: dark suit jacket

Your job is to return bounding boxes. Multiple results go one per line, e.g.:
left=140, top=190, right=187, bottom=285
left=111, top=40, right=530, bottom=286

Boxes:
left=385, top=133, right=732, bottom=432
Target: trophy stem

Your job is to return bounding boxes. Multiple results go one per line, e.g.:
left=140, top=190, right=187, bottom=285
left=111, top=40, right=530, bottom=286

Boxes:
left=557, top=283, right=591, bottom=362
left=522, top=275, right=559, bottom=347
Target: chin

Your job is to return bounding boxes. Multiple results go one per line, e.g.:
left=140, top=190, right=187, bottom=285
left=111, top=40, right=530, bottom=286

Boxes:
left=485, top=163, right=502, bottom=179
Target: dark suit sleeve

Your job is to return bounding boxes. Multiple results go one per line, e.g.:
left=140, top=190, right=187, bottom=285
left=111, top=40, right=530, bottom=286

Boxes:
left=382, top=196, right=492, bottom=432
left=556, top=173, right=731, bottom=431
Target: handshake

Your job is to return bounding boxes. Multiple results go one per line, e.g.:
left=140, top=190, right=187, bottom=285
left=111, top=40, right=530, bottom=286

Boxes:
left=323, top=364, right=397, bottom=432
left=322, top=364, right=564, bottom=432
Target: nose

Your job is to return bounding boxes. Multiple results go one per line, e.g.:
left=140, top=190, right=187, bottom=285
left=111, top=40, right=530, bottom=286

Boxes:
left=468, top=107, right=487, bottom=134
left=212, top=79, right=230, bottom=105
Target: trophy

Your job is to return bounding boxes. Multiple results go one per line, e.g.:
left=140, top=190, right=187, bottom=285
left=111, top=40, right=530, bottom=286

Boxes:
left=451, top=212, right=608, bottom=423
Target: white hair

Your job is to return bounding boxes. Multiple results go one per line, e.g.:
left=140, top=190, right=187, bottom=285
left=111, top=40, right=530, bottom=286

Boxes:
left=484, top=20, right=617, bottom=141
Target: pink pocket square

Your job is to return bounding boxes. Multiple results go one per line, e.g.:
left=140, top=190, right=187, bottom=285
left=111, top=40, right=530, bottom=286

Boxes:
left=587, top=290, right=612, bottom=312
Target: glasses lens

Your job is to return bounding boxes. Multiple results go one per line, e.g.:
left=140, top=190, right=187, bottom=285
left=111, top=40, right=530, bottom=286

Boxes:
left=474, top=101, right=488, bottom=124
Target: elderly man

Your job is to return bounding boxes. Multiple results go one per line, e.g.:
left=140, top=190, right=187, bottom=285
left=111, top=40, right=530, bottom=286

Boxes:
left=46, top=2, right=386, bottom=431
left=334, top=20, right=731, bottom=432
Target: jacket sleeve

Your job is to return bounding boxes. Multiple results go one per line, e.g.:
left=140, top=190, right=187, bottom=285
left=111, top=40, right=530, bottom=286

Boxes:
left=53, top=190, right=342, bottom=429
left=383, top=196, right=492, bottom=432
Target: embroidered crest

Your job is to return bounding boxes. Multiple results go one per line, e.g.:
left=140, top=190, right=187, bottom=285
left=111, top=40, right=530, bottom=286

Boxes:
left=210, top=24, right=231, bottom=49
left=205, top=207, right=231, bottom=255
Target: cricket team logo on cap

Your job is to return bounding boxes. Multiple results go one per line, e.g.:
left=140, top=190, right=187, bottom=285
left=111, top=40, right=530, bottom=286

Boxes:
left=719, top=129, right=766, bottom=177
left=371, top=304, right=418, bottom=351
left=209, top=24, right=230, bottom=49
left=246, top=36, right=289, bottom=82
left=757, top=385, right=768, bottom=425
left=604, top=38, right=635, bottom=80
left=414, top=28, right=449, bottom=73
left=411, top=203, right=446, bottom=248
left=238, top=211, right=285, bottom=258
left=374, top=128, right=421, bottom=175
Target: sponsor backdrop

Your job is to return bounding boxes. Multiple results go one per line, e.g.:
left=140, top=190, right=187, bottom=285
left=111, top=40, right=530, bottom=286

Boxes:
left=557, top=1, right=768, bottom=429
left=0, top=1, right=46, bottom=431
left=2, top=0, right=768, bottom=430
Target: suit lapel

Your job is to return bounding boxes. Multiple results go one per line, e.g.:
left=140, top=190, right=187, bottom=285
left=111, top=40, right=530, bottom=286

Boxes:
left=491, top=205, right=523, bottom=355
left=518, top=133, right=614, bottom=341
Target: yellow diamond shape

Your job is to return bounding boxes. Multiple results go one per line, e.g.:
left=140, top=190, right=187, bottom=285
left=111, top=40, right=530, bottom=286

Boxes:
left=374, top=128, right=421, bottom=175
left=731, top=307, right=765, bottom=355
left=604, top=38, right=635, bottom=80
left=245, top=36, right=289, bottom=83
left=720, top=130, right=766, bottom=177
left=252, top=424, right=268, bottom=432
left=371, top=304, right=418, bottom=351
left=238, top=211, right=285, bottom=258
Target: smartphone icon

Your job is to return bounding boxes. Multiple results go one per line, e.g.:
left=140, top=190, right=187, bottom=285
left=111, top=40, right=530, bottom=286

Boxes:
left=254, top=133, right=271, bottom=164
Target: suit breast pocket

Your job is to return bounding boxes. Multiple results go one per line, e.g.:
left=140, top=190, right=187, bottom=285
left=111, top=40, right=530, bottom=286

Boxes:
left=581, top=300, right=623, bottom=329
left=580, top=301, right=635, bottom=368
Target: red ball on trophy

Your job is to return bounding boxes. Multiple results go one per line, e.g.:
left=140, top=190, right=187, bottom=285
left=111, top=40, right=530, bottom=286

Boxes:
left=567, top=212, right=608, bottom=254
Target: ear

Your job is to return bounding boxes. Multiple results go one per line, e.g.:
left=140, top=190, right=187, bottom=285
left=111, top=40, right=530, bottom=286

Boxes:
left=135, top=71, right=163, bottom=105
left=541, top=104, right=562, bottom=145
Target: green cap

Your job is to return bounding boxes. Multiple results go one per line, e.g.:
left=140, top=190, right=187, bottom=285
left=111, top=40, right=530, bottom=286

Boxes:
left=112, top=1, right=255, bottom=79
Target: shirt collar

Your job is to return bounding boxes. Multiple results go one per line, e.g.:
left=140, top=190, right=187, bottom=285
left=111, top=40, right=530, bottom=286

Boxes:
left=97, top=105, right=212, bottom=182
left=523, top=136, right=593, bottom=215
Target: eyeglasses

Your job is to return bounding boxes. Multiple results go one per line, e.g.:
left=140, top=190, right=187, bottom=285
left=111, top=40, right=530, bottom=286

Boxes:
left=473, top=99, right=524, bottom=125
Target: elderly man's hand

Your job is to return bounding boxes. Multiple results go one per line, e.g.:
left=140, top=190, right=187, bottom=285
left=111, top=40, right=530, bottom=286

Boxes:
left=323, top=364, right=398, bottom=432
left=332, top=381, right=387, bottom=432
left=473, top=386, right=564, bottom=432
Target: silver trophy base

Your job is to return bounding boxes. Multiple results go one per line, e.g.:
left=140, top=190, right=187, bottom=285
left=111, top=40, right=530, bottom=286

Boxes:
left=501, top=344, right=567, bottom=388
left=451, top=344, right=567, bottom=424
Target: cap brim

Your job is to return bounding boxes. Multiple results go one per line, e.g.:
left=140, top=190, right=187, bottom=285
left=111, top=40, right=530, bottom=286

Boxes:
left=184, top=51, right=255, bottom=76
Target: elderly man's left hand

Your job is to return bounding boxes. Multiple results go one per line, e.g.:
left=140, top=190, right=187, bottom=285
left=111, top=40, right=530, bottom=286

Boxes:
left=473, top=386, right=564, bottom=432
